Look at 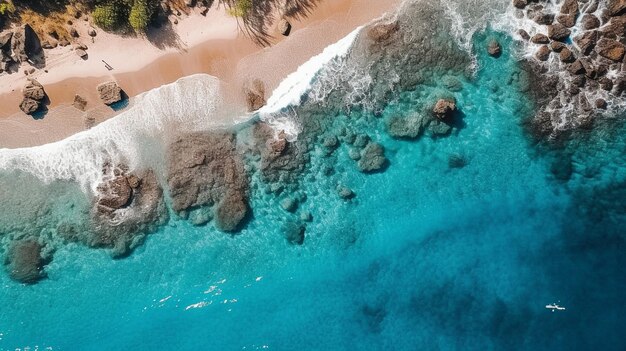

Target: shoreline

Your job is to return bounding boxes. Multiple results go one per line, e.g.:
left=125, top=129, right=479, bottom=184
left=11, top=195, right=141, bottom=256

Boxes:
left=0, top=0, right=400, bottom=149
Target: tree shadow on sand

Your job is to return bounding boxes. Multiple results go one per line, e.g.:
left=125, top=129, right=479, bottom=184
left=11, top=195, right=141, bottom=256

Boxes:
left=222, top=0, right=320, bottom=46
left=145, top=20, right=184, bottom=50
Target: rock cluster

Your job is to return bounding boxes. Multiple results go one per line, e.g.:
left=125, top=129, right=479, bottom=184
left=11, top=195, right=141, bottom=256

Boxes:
left=19, top=79, right=46, bottom=114
left=167, top=132, right=250, bottom=232
left=92, top=164, right=166, bottom=257
left=252, top=123, right=308, bottom=183
left=0, top=24, right=43, bottom=73
left=515, top=0, right=626, bottom=135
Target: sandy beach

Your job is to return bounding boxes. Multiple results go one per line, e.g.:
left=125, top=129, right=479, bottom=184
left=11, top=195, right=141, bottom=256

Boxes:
left=0, top=0, right=399, bottom=149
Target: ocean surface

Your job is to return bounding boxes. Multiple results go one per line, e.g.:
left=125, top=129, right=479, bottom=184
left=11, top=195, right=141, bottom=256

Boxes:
left=1, top=0, right=626, bottom=350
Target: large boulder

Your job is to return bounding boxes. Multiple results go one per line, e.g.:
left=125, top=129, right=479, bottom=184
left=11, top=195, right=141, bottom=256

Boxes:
left=19, top=98, right=40, bottom=114
left=607, top=0, right=626, bottom=16
left=433, top=98, right=456, bottom=119
left=357, top=142, right=387, bottom=172
left=596, top=38, right=626, bottom=61
left=547, top=23, right=571, bottom=41
left=4, top=239, right=47, bottom=284
left=22, top=79, right=45, bottom=100
left=10, top=24, right=42, bottom=63
left=560, top=0, right=578, bottom=15
left=97, top=81, right=122, bottom=105
left=582, top=14, right=601, bottom=30
left=574, top=30, right=598, bottom=55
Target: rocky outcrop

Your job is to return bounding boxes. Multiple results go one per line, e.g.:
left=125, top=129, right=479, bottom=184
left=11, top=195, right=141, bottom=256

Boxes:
left=10, top=24, right=43, bottom=64
left=547, top=23, right=571, bottom=41
left=4, top=239, right=48, bottom=284
left=92, top=165, right=166, bottom=257
left=252, top=123, right=308, bottom=183
left=167, top=132, right=250, bottom=232
left=244, top=79, right=266, bottom=111
left=97, top=81, right=122, bottom=105
left=386, top=112, right=429, bottom=139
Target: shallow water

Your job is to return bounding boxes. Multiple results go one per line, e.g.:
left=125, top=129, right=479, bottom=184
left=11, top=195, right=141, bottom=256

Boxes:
left=2, top=3, right=626, bottom=351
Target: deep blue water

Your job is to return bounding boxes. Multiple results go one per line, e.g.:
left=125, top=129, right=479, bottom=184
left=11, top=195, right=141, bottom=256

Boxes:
left=1, top=30, right=626, bottom=351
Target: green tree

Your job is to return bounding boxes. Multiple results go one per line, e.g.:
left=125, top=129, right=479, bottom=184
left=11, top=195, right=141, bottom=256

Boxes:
left=128, top=0, right=152, bottom=33
left=227, top=0, right=252, bottom=17
left=93, top=3, right=125, bottom=31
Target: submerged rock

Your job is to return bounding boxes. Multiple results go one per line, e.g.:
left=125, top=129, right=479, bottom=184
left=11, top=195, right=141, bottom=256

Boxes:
left=337, top=185, right=355, bottom=199
left=283, top=221, right=305, bottom=245
left=358, top=142, right=387, bottom=173
left=214, top=192, right=248, bottom=232
left=367, top=20, right=399, bottom=43
left=386, top=113, right=428, bottom=139
left=97, top=81, right=122, bottom=105
left=4, top=239, right=47, bottom=284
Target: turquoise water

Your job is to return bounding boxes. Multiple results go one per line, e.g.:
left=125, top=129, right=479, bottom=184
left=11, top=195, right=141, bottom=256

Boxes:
left=2, top=25, right=626, bottom=351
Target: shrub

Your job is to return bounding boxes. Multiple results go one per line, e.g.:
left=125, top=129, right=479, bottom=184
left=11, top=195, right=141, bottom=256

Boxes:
left=227, top=0, right=252, bottom=17
left=0, top=1, right=15, bottom=15
left=128, top=0, right=152, bottom=33
left=93, top=3, right=125, bottom=31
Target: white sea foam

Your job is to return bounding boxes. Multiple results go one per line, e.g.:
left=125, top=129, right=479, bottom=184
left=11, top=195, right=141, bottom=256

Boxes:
left=0, top=74, right=231, bottom=192
left=258, top=26, right=363, bottom=141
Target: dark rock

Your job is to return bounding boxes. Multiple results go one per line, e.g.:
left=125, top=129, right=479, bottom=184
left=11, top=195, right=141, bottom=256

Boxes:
left=10, top=24, right=43, bottom=63
left=568, top=59, right=585, bottom=74
left=88, top=28, right=97, bottom=37
left=252, top=123, right=307, bottom=183
left=535, top=45, right=552, bottom=61
left=580, top=58, right=597, bottom=78
left=214, top=192, right=247, bottom=232
left=4, top=239, right=47, bottom=284
left=560, top=0, right=578, bottom=15
left=281, top=197, right=298, bottom=212
left=185, top=0, right=195, bottom=7
left=353, top=134, right=370, bottom=148
left=97, top=81, right=122, bottom=105
left=367, top=20, right=399, bottom=42
left=557, top=14, right=577, bottom=27
left=613, top=76, right=626, bottom=95
left=595, top=98, right=607, bottom=109
left=518, top=29, right=531, bottom=40
left=568, top=84, right=580, bottom=95
left=22, top=79, right=45, bottom=100
left=531, top=33, right=550, bottom=44
left=0, top=31, right=12, bottom=49
left=69, top=28, right=79, bottom=38
left=76, top=48, right=88, bottom=58
left=244, top=79, right=265, bottom=111
left=199, top=6, right=209, bottom=16
left=596, top=38, right=626, bottom=61
left=547, top=23, right=571, bottom=41
left=448, top=154, right=467, bottom=169
left=358, top=142, right=387, bottom=172
left=550, top=41, right=566, bottom=52
left=599, top=76, right=614, bottom=90
left=582, top=14, right=601, bottom=29
left=73, top=94, right=87, bottom=111
left=572, top=75, right=586, bottom=87
left=487, top=39, right=501, bottom=56
left=300, top=211, right=312, bottom=222
left=600, top=15, right=626, bottom=37
left=513, top=0, right=527, bottom=9
left=559, top=47, right=576, bottom=62
left=283, top=221, right=305, bottom=245
left=278, top=18, right=292, bottom=36
left=19, top=98, right=40, bottom=114
left=534, top=12, right=555, bottom=25
left=607, top=0, right=626, bottom=16
left=574, top=30, right=598, bottom=55
left=432, top=98, right=456, bottom=119
left=337, top=185, right=355, bottom=199
left=97, top=176, right=132, bottom=209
